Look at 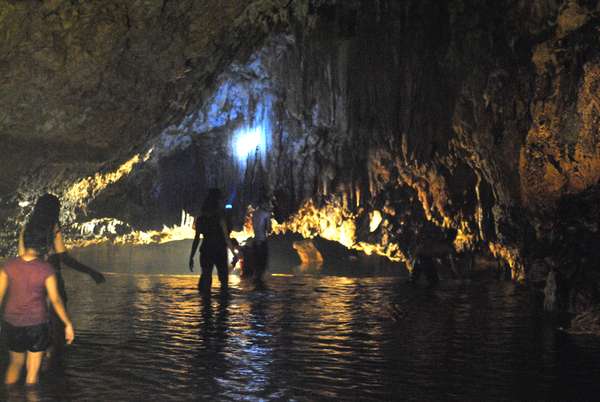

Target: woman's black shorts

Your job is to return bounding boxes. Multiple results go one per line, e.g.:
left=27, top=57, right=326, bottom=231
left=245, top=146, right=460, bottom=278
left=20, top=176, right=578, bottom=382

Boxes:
left=3, top=321, right=50, bottom=353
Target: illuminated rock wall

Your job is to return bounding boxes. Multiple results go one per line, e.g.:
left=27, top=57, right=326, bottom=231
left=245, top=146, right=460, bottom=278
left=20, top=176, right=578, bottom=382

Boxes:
left=2, top=0, right=600, bottom=310
left=0, top=0, right=310, bottom=250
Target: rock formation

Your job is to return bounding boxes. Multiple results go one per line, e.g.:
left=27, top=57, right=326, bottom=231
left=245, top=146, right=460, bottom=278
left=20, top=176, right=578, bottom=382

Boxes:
left=2, top=0, right=600, bottom=314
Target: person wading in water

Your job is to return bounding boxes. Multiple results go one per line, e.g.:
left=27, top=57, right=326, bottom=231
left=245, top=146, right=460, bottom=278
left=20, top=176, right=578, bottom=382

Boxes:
left=18, top=193, right=104, bottom=364
left=189, top=188, right=235, bottom=294
left=251, top=195, right=273, bottom=285
left=1, top=207, right=75, bottom=384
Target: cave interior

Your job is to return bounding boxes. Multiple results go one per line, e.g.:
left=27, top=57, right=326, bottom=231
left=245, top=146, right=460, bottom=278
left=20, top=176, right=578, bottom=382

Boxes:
left=2, top=0, right=600, bottom=320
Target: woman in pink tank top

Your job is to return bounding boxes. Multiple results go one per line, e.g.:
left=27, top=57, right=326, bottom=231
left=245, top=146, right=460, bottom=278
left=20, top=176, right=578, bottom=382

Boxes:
left=0, top=209, right=75, bottom=385
left=18, top=194, right=104, bottom=364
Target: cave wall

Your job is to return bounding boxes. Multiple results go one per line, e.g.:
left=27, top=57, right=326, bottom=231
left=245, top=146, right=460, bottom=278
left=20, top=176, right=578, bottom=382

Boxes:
left=0, top=0, right=314, bottom=249
left=3, top=0, right=600, bottom=305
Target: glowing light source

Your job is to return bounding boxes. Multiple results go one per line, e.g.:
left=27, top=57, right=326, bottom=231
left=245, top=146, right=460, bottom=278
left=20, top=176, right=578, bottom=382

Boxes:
left=233, top=126, right=265, bottom=161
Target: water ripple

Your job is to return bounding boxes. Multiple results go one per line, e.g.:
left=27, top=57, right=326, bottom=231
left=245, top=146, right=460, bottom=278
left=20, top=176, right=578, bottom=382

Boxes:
left=1, top=273, right=600, bottom=401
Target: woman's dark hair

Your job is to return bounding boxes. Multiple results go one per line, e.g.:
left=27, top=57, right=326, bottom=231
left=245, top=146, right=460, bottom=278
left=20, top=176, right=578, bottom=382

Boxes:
left=23, top=193, right=61, bottom=255
left=201, top=188, right=223, bottom=215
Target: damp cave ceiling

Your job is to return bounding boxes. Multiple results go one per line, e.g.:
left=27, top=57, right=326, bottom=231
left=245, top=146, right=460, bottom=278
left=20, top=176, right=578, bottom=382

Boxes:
left=0, top=0, right=300, bottom=197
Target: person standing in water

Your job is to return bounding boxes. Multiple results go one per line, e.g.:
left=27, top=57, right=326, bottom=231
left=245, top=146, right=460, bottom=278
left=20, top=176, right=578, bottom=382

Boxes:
left=18, top=194, right=104, bottom=361
left=189, top=188, right=234, bottom=294
left=251, top=195, right=272, bottom=283
left=0, top=214, right=75, bottom=385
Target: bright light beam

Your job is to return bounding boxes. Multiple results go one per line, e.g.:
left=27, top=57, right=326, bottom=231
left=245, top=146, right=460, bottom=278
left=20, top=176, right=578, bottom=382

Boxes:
left=234, top=126, right=263, bottom=161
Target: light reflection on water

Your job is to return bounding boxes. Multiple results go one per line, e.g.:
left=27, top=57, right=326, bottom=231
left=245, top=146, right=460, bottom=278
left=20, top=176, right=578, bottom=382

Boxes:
left=0, top=247, right=599, bottom=400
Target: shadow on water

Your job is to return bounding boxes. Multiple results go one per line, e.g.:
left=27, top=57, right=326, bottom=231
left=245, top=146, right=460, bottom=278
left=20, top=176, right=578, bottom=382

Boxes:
left=1, top=241, right=600, bottom=400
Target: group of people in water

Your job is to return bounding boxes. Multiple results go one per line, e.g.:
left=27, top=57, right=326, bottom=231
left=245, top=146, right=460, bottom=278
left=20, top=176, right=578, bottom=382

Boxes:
left=0, top=189, right=273, bottom=386
left=188, top=188, right=273, bottom=292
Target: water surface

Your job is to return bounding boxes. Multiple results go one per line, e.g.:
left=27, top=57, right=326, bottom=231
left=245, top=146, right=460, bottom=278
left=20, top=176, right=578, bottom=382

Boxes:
left=1, top=243, right=599, bottom=401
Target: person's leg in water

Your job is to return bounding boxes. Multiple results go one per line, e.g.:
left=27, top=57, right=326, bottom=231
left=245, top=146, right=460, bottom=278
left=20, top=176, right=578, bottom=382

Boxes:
left=240, top=245, right=255, bottom=279
left=408, top=257, right=422, bottom=284
left=5, top=321, right=49, bottom=384
left=24, top=351, right=45, bottom=384
left=253, top=241, right=268, bottom=285
left=199, top=251, right=214, bottom=294
left=5, top=351, right=25, bottom=384
left=214, top=249, right=229, bottom=292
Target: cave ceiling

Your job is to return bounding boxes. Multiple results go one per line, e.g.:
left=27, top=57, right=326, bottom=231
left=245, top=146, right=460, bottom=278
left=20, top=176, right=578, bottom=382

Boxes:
left=0, top=0, right=299, bottom=196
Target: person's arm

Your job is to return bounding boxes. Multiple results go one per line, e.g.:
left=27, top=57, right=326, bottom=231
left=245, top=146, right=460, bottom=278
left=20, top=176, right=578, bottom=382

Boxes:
left=189, top=220, right=201, bottom=272
left=57, top=253, right=105, bottom=283
left=220, top=218, right=234, bottom=251
left=53, top=228, right=105, bottom=283
left=53, top=226, right=67, bottom=254
left=18, top=229, right=25, bottom=256
left=45, top=274, right=75, bottom=344
left=0, top=270, right=7, bottom=307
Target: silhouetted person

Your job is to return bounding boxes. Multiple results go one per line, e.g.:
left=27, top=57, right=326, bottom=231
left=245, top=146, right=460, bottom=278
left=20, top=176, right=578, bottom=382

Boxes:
left=409, top=227, right=458, bottom=286
left=251, top=196, right=272, bottom=284
left=189, top=188, right=234, bottom=294
left=409, top=256, right=440, bottom=286
left=1, top=215, right=75, bottom=385
left=18, top=193, right=104, bottom=363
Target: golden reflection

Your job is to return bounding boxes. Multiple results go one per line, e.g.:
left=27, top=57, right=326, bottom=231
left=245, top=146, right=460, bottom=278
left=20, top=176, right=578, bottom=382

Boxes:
left=154, top=276, right=202, bottom=346
left=131, top=276, right=157, bottom=337
left=307, top=277, right=357, bottom=357
left=226, top=274, right=241, bottom=287
left=293, top=239, right=324, bottom=266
